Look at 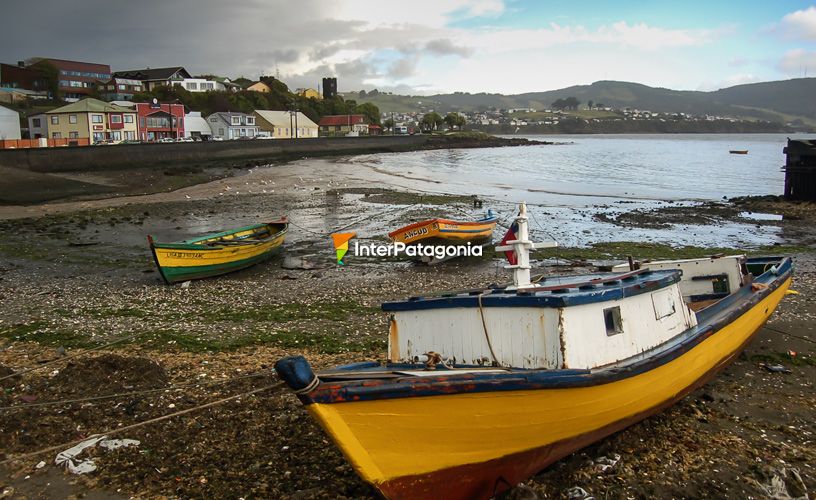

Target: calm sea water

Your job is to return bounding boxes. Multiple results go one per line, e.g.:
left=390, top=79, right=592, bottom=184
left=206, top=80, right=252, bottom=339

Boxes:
left=336, top=134, right=809, bottom=248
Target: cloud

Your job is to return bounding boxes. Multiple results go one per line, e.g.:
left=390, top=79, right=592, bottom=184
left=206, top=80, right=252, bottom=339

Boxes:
left=0, top=0, right=742, bottom=95
left=424, top=39, right=474, bottom=57
left=776, top=6, right=816, bottom=40
left=697, top=73, right=762, bottom=91
left=388, top=56, right=420, bottom=79
left=777, top=48, right=816, bottom=76
left=459, top=21, right=725, bottom=55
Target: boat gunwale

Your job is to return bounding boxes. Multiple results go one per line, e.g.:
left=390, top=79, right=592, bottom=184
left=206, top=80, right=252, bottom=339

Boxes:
left=149, top=220, right=288, bottom=250
left=298, top=257, right=792, bottom=405
left=381, top=268, right=681, bottom=311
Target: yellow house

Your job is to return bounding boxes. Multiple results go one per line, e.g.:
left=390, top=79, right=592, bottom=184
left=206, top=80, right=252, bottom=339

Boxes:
left=247, top=81, right=272, bottom=93
left=296, top=88, right=321, bottom=99
left=46, top=98, right=138, bottom=144
left=253, top=110, right=319, bottom=138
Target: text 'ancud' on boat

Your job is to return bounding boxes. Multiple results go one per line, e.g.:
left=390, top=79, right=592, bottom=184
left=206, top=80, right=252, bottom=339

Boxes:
left=275, top=202, right=795, bottom=500
left=147, top=218, right=288, bottom=284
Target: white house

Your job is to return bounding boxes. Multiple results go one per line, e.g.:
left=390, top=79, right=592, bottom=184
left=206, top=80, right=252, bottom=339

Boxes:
left=206, top=112, right=259, bottom=140
left=253, top=110, right=318, bottom=138
left=179, top=78, right=225, bottom=92
left=27, top=112, right=47, bottom=139
left=0, top=105, right=21, bottom=140
left=184, top=111, right=212, bottom=139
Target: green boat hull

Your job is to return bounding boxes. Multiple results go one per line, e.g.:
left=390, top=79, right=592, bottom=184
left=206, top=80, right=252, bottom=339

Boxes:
left=157, top=246, right=283, bottom=284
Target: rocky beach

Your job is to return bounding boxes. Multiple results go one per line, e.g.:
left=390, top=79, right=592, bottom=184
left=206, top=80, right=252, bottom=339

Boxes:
left=0, top=151, right=814, bottom=499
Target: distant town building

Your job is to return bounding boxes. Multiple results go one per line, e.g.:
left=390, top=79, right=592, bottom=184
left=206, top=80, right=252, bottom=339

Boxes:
left=27, top=113, right=47, bottom=139
left=322, top=77, right=337, bottom=99
left=135, top=102, right=186, bottom=141
left=45, top=98, right=137, bottom=143
left=97, top=77, right=144, bottom=101
left=206, top=112, right=258, bottom=140
left=0, top=105, right=21, bottom=140
left=247, top=81, right=272, bottom=93
left=296, top=87, right=320, bottom=99
left=0, top=62, right=48, bottom=93
left=178, top=77, right=225, bottom=92
left=0, top=87, right=48, bottom=104
left=253, top=110, right=318, bottom=138
left=318, top=114, right=368, bottom=137
left=183, top=111, right=212, bottom=140
left=28, top=58, right=112, bottom=101
left=113, top=67, right=192, bottom=91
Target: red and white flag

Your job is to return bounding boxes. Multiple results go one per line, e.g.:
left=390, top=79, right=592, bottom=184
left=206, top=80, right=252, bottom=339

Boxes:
left=500, top=221, right=519, bottom=265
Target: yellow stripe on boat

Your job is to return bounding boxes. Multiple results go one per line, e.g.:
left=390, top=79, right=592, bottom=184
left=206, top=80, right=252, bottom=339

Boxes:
left=306, top=277, right=790, bottom=486
left=152, top=235, right=285, bottom=267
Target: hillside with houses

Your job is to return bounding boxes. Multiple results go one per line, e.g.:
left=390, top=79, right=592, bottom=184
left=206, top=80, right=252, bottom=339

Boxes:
left=1, top=57, right=814, bottom=148
left=0, top=58, right=383, bottom=148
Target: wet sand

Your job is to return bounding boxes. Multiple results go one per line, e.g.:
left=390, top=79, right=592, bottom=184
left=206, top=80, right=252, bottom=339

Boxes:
left=0, top=156, right=814, bottom=499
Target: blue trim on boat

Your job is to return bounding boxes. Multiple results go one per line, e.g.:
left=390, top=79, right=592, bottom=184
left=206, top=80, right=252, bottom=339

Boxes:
left=381, top=269, right=681, bottom=311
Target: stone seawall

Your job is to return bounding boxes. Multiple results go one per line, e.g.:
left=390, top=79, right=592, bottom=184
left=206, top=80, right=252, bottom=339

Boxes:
left=0, top=136, right=430, bottom=173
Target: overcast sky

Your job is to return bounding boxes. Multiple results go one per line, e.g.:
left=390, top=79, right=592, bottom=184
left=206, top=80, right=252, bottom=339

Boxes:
left=2, top=0, right=815, bottom=95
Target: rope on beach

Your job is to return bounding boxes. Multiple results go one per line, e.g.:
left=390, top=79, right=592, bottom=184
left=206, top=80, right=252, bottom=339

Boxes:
left=0, top=371, right=268, bottom=411
left=0, top=381, right=285, bottom=467
left=0, top=316, right=191, bottom=383
left=288, top=203, right=413, bottom=238
left=763, top=325, right=816, bottom=345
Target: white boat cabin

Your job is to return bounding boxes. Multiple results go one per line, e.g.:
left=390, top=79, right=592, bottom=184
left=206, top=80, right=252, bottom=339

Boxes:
left=611, top=255, right=748, bottom=303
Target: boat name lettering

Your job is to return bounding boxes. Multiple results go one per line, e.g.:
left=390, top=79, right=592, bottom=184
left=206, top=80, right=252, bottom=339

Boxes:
left=405, top=227, right=429, bottom=239
left=165, top=251, right=204, bottom=259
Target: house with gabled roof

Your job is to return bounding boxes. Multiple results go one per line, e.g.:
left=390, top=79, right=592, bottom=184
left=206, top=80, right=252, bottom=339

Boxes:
left=206, top=112, right=258, bottom=140
left=45, top=98, right=137, bottom=143
left=113, top=67, right=192, bottom=91
left=318, top=114, right=369, bottom=137
left=253, top=110, right=318, bottom=138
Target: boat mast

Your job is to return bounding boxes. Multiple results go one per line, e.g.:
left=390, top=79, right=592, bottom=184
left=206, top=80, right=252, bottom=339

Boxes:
left=496, top=202, right=557, bottom=289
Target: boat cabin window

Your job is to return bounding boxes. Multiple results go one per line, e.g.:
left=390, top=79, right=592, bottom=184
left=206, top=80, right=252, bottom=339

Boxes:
left=604, top=306, right=623, bottom=336
left=712, top=275, right=729, bottom=294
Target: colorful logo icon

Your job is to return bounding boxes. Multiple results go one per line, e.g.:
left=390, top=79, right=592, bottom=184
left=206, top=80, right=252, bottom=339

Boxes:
left=331, top=232, right=356, bottom=265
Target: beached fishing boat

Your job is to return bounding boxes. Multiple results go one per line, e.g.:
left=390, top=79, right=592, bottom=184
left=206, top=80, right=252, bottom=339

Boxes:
left=729, top=150, right=749, bottom=154
left=275, top=204, right=793, bottom=500
left=388, top=212, right=498, bottom=263
left=148, top=218, right=287, bottom=284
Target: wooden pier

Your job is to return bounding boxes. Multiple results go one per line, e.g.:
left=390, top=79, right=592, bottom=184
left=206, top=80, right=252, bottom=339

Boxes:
left=783, top=138, right=816, bottom=200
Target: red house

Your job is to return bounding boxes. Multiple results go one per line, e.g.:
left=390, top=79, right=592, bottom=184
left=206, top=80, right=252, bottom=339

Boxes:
left=135, top=101, right=185, bottom=141
left=317, top=114, right=369, bottom=137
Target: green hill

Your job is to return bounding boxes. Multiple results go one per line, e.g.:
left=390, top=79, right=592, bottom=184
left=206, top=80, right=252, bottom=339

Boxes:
left=343, top=78, right=816, bottom=125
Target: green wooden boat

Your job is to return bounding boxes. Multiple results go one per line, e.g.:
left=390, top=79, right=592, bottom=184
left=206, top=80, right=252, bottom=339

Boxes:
left=147, top=218, right=288, bottom=284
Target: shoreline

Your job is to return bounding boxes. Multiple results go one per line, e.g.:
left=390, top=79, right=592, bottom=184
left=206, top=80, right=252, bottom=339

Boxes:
left=0, top=144, right=814, bottom=499
left=0, top=134, right=548, bottom=206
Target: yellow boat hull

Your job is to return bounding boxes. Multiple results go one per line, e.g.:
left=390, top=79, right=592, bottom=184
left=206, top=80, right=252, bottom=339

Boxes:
left=306, top=277, right=791, bottom=499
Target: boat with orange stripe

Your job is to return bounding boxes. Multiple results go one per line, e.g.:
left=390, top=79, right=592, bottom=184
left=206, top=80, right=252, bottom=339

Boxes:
left=388, top=212, right=498, bottom=263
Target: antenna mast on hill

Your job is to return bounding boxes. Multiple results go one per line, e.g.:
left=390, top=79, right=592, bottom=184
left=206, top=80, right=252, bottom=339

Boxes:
left=276, top=62, right=280, bottom=80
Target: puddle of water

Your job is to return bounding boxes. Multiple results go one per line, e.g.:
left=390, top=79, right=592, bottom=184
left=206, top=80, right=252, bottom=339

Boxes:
left=738, top=211, right=784, bottom=221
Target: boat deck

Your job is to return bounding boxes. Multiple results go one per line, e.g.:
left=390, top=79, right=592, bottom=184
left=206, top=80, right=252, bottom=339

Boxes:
left=382, top=268, right=681, bottom=310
